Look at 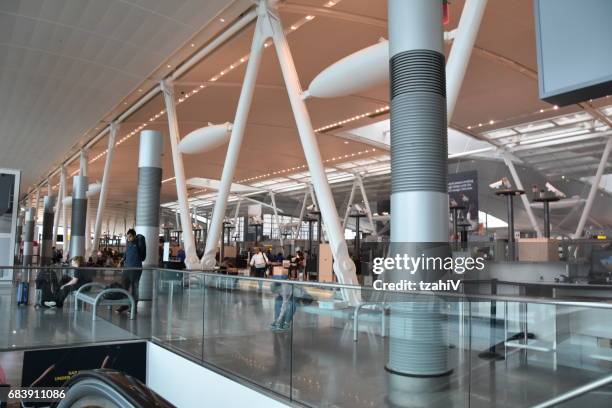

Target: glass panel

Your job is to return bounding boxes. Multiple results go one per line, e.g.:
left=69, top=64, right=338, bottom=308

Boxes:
left=1, top=267, right=146, bottom=351
left=202, top=275, right=293, bottom=398
left=150, top=269, right=204, bottom=361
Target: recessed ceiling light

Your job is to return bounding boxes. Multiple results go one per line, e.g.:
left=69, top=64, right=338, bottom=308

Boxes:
left=167, top=64, right=172, bottom=68
left=344, top=141, right=349, bottom=144
left=138, top=89, right=143, bottom=92
left=306, top=15, right=315, bottom=21
left=219, top=18, right=225, bottom=23
left=190, top=43, right=195, bottom=47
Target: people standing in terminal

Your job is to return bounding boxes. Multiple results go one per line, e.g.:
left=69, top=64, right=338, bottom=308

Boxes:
left=250, top=247, right=269, bottom=291
left=50, top=256, right=93, bottom=308
left=117, top=229, right=145, bottom=314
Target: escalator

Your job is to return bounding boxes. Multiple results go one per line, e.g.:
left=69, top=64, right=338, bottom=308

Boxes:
left=51, top=369, right=174, bottom=408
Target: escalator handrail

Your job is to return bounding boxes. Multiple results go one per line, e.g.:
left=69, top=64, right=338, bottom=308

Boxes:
left=52, top=369, right=175, bottom=408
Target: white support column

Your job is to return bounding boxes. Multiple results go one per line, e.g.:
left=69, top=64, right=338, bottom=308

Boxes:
left=91, top=122, right=118, bottom=255
left=503, top=152, right=542, bottom=237
left=446, top=0, right=488, bottom=122
left=342, top=179, right=357, bottom=229
left=387, top=0, right=450, bottom=388
left=574, top=136, right=612, bottom=238
left=295, top=191, right=309, bottom=239
left=269, top=3, right=357, bottom=290
left=161, top=79, right=199, bottom=269
left=307, top=183, right=326, bottom=243
left=52, top=173, right=64, bottom=247
left=59, top=166, right=69, bottom=260
left=33, top=189, right=40, bottom=245
left=270, top=192, right=284, bottom=249
left=356, top=174, right=377, bottom=237
left=200, top=9, right=266, bottom=269
left=233, top=198, right=242, bottom=232
left=81, top=149, right=92, bottom=255
left=85, top=198, right=92, bottom=255
left=80, top=148, right=88, bottom=177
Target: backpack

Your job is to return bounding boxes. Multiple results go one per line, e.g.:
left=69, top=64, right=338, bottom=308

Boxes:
left=135, top=234, right=147, bottom=262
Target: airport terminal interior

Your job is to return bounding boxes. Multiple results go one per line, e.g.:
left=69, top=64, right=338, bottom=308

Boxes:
left=1, top=0, right=612, bottom=407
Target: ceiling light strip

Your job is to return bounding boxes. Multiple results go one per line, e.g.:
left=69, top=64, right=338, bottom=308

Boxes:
left=37, top=0, right=344, bottom=191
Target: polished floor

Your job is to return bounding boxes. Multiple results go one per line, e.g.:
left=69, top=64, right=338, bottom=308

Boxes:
left=2, top=277, right=612, bottom=407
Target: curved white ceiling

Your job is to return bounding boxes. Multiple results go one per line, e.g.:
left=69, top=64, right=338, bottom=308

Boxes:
left=0, top=0, right=234, bottom=188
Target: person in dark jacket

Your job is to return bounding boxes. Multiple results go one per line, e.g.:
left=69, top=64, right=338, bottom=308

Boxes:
left=117, top=229, right=143, bottom=314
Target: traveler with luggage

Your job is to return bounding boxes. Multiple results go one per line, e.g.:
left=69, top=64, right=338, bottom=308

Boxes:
left=116, top=229, right=146, bottom=314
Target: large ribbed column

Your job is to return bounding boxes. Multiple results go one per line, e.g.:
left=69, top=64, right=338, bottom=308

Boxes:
left=69, top=176, right=88, bottom=259
left=22, top=208, right=36, bottom=266
left=387, top=0, right=451, bottom=403
left=39, top=196, right=55, bottom=266
left=136, top=130, right=163, bottom=301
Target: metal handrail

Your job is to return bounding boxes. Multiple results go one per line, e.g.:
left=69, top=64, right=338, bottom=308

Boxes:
left=531, top=372, right=612, bottom=408
left=5, top=265, right=612, bottom=310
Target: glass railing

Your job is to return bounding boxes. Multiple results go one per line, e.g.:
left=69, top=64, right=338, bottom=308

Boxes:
left=0, top=266, right=148, bottom=350
left=3, top=266, right=612, bottom=406
left=148, top=270, right=612, bottom=408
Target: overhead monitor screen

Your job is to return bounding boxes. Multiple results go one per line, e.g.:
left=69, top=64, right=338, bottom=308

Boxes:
left=534, top=0, right=612, bottom=106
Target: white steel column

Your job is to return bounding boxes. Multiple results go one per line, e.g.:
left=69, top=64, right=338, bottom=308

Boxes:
left=294, top=191, right=309, bottom=239
left=52, top=173, right=64, bottom=247
left=342, top=179, right=357, bottom=229
left=59, top=167, right=69, bottom=260
left=307, top=183, right=326, bottom=243
left=233, top=198, right=242, bottom=233
left=200, top=9, right=266, bottom=269
left=356, top=174, right=377, bottom=237
left=84, top=196, right=92, bottom=254
left=91, top=122, right=118, bottom=255
left=82, top=150, right=92, bottom=255
left=270, top=3, right=357, bottom=289
left=574, top=136, right=612, bottom=238
left=33, top=189, right=40, bottom=246
left=270, top=192, right=284, bottom=249
left=446, top=0, right=488, bottom=122
left=161, top=79, right=199, bottom=269
left=503, top=152, right=542, bottom=237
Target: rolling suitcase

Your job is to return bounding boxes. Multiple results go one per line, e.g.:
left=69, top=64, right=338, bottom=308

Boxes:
left=16, top=281, right=29, bottom=305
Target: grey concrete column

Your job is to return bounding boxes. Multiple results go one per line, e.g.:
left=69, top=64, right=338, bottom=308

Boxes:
left=136, top=130, right=163, bottom=301
left=39, top=196, right=55, bottom=266
left=23, top=208, right=36, bottom=266
left=387, top=0, right=451, bottom=402
left=69, top=175, right=88, bottom=259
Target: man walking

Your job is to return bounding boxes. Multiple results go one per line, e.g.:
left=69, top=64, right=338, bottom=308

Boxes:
left=117, top=229, right=144, bottom=314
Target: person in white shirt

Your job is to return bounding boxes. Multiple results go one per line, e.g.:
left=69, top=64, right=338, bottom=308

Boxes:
left=250, top=247, right=269, bottom=290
